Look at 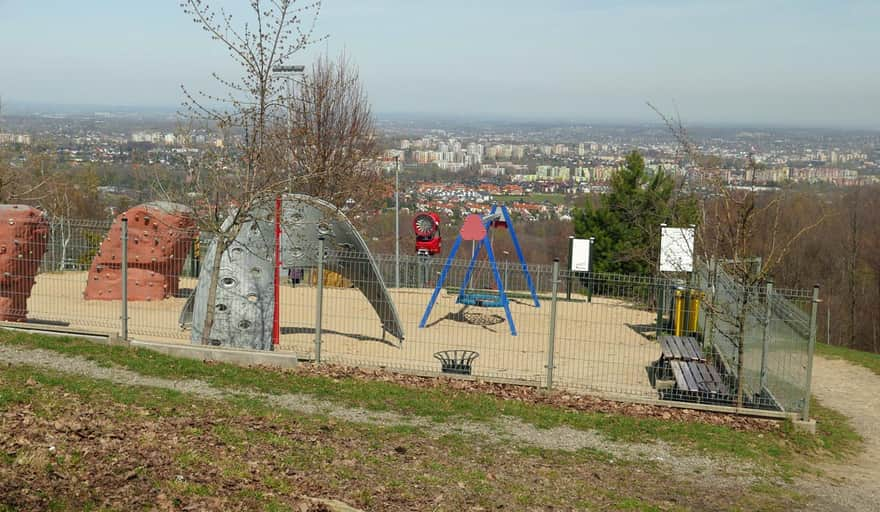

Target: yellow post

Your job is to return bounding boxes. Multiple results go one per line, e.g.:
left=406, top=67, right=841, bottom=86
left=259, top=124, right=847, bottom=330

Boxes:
left=687, top=290, right=702, bottom=334
left=673, top=289, right=685, bottom=336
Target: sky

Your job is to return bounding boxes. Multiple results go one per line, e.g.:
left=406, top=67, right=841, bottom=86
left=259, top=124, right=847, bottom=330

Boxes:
left=1, top=0, right=879, bottom=128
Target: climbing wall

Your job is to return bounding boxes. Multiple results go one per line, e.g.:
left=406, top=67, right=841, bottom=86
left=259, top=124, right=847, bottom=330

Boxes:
left=0, top=205, right=49, bottom=321
left=85, top=202, right=197, bottom=301
left=186, top=194, right=404, bottom=350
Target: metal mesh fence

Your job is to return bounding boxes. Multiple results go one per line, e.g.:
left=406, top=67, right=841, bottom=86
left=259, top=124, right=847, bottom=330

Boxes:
left=694, top=260, right=815, bottom=412
left=3, top=216, right=818, bottom=417
left=279, top=250, right=552, bottom=386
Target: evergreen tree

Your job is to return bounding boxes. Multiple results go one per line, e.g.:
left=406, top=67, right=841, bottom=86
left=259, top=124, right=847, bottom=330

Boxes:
left=573, top=150, right=698, bottom=275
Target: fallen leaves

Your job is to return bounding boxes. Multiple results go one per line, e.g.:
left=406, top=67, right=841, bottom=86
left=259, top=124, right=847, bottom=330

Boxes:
left=275, top=363, right=780, bottom=432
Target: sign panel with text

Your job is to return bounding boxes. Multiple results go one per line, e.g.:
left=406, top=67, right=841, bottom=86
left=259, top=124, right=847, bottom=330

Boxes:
left=659, top=226, right=695, bottom=272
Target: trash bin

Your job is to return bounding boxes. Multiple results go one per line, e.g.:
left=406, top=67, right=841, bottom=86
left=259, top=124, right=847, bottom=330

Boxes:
left=686, top=290, right=704, bottom=335
left=433, top=350, right=480, bottom=375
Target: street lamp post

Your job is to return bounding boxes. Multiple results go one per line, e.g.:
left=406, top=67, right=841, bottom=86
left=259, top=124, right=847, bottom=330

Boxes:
left=270, top=64, right=305, bottom=346
left=395, top=155, right=400, bottom=289
left=272, top=64, right=305, bottom=129
left=272, top=64, right=305, bottom=192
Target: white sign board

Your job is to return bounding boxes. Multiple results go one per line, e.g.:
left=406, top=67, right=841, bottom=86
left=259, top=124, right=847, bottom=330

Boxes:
left=659, top=226, right=695, bottom=272
left=570, top=238, right=591, bottom=272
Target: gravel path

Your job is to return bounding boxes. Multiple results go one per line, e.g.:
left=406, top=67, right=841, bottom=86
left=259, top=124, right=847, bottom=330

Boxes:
left=0, top=344, right=757, bottom=487
left=796, top=356, right=880, bottom=511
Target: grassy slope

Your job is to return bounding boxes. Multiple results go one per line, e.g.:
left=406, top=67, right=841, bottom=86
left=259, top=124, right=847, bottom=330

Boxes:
left=815, top=342, right=880, bottom=376
left=0, top=330, right=858, bottom=469
left=5, top=362, right=813, bottom=511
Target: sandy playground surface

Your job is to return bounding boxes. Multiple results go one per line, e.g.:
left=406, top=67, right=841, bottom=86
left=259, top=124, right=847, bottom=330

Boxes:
left=19, top=271, right=660, bottom=399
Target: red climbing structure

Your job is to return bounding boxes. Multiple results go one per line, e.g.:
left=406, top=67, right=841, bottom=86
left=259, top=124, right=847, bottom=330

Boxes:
left=0, top=205, right=49, bottom=321
left=85, top=203, right=197, bottom=301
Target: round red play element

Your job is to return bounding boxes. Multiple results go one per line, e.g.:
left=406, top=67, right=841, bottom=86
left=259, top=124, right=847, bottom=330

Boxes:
left=413, top=212, right=439, bottom=237
left=414, top=212, right=442, bottom=255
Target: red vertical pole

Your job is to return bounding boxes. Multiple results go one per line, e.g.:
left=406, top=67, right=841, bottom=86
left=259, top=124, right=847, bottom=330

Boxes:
left=272, top=196, right=281, bottom=346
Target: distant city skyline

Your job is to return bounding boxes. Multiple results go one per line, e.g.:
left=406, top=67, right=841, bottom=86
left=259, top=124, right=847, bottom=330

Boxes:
left=1, top=0, right=879, bottom=128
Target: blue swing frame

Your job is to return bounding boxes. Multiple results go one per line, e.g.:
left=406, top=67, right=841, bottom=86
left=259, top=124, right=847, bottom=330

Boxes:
left=418, top=204, right=540, bottom=336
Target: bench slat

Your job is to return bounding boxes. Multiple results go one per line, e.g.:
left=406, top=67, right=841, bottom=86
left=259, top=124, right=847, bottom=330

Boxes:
left=670, top=360, right=726, bottom=395
left=693, top=363, right=717, bottom=393
left=703, top=364, right=724, bottom=393
left=660, top=337, right=676, bottom=360
left=685, top=362, right=701, bottom=391
left=660, top=336, right=705, bottom=362
left=686, top=339, right=701, bottom=361
left=670, top=361, right=690, bottom=391
left=671, top=360, right=697, bottom=392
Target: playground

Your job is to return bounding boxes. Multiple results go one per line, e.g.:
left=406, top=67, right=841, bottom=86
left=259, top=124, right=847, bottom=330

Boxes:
left=1, top=200, right=817, bottom=415
left=23, top=269, right=659, bottom=398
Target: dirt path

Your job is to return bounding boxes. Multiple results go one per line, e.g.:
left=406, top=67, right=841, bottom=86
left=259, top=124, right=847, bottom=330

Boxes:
left=0, top=344, right=758, bottom=488
left=797, top=356, right=880, bottom=511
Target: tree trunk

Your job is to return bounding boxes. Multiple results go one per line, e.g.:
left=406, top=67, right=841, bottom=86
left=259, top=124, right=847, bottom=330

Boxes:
left=847, top=187, right=860, bottom=347
left=58, top=219, right=70, bottom=272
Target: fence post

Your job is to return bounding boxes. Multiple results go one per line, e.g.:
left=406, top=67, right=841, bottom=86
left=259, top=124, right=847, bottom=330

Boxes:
left=655, top=280, right=665, bottom=337
left=120, top=217, right=129, bottom=342
left=760, top=280, right=774, bottom=391
left=802, top=285, right=820, bottom=421
left=314, top=237, right=325, bottom=363
left=545, top=259, right=560, bottom=389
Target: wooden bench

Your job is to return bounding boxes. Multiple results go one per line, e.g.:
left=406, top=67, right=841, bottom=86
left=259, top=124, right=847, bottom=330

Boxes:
left=655, top=336, right=730, bottom=403
left=669, top=360, right=726, bottom=396
left=659, top=336, right=705, bottom=362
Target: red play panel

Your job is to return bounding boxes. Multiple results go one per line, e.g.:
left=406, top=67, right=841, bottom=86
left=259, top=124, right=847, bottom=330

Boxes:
left=459, top=214, right=487, bottom=241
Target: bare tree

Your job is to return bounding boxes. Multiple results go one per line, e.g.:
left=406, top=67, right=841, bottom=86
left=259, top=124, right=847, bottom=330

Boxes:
left=176, top=0, right=322, bottom=344
left=844, top=185, right=862, bottom=347
left=649, top=102, right=827, bottom=406
left=0, top=99, right=52, bottom=204
left=283, top=52, right=387, bottom=217
left=37, top=168, right=103, bottom=270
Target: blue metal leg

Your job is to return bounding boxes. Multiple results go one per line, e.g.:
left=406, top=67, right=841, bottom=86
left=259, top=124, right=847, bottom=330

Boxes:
left=420, top=236, right=462, bottom=328
left=502, top=205, right=540, bottom=307
left=484, top=238, right=517, bottom=336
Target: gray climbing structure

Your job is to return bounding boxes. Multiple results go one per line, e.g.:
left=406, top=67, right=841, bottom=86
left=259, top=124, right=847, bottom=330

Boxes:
left=185, top=194, right=404, bottom=350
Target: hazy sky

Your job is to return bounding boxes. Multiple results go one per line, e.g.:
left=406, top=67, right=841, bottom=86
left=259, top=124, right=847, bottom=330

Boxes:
left=1, top=0, right=879, bottom=127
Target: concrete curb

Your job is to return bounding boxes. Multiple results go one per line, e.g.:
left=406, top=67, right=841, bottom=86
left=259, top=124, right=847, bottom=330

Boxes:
left=792, top=418, right=818, bottom=435
left=129, top=339, right=298, bottom=369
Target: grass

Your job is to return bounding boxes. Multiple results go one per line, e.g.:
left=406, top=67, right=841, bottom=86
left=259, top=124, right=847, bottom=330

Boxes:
left=0, top=329, right=860, bottom=468
left=805, top=400, right=863, bottom=459
left=815, top=342, right=880, bottom=377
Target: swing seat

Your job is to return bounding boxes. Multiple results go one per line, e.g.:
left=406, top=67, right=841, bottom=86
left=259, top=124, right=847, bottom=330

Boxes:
left=457, top=292, right=505, bottom=308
